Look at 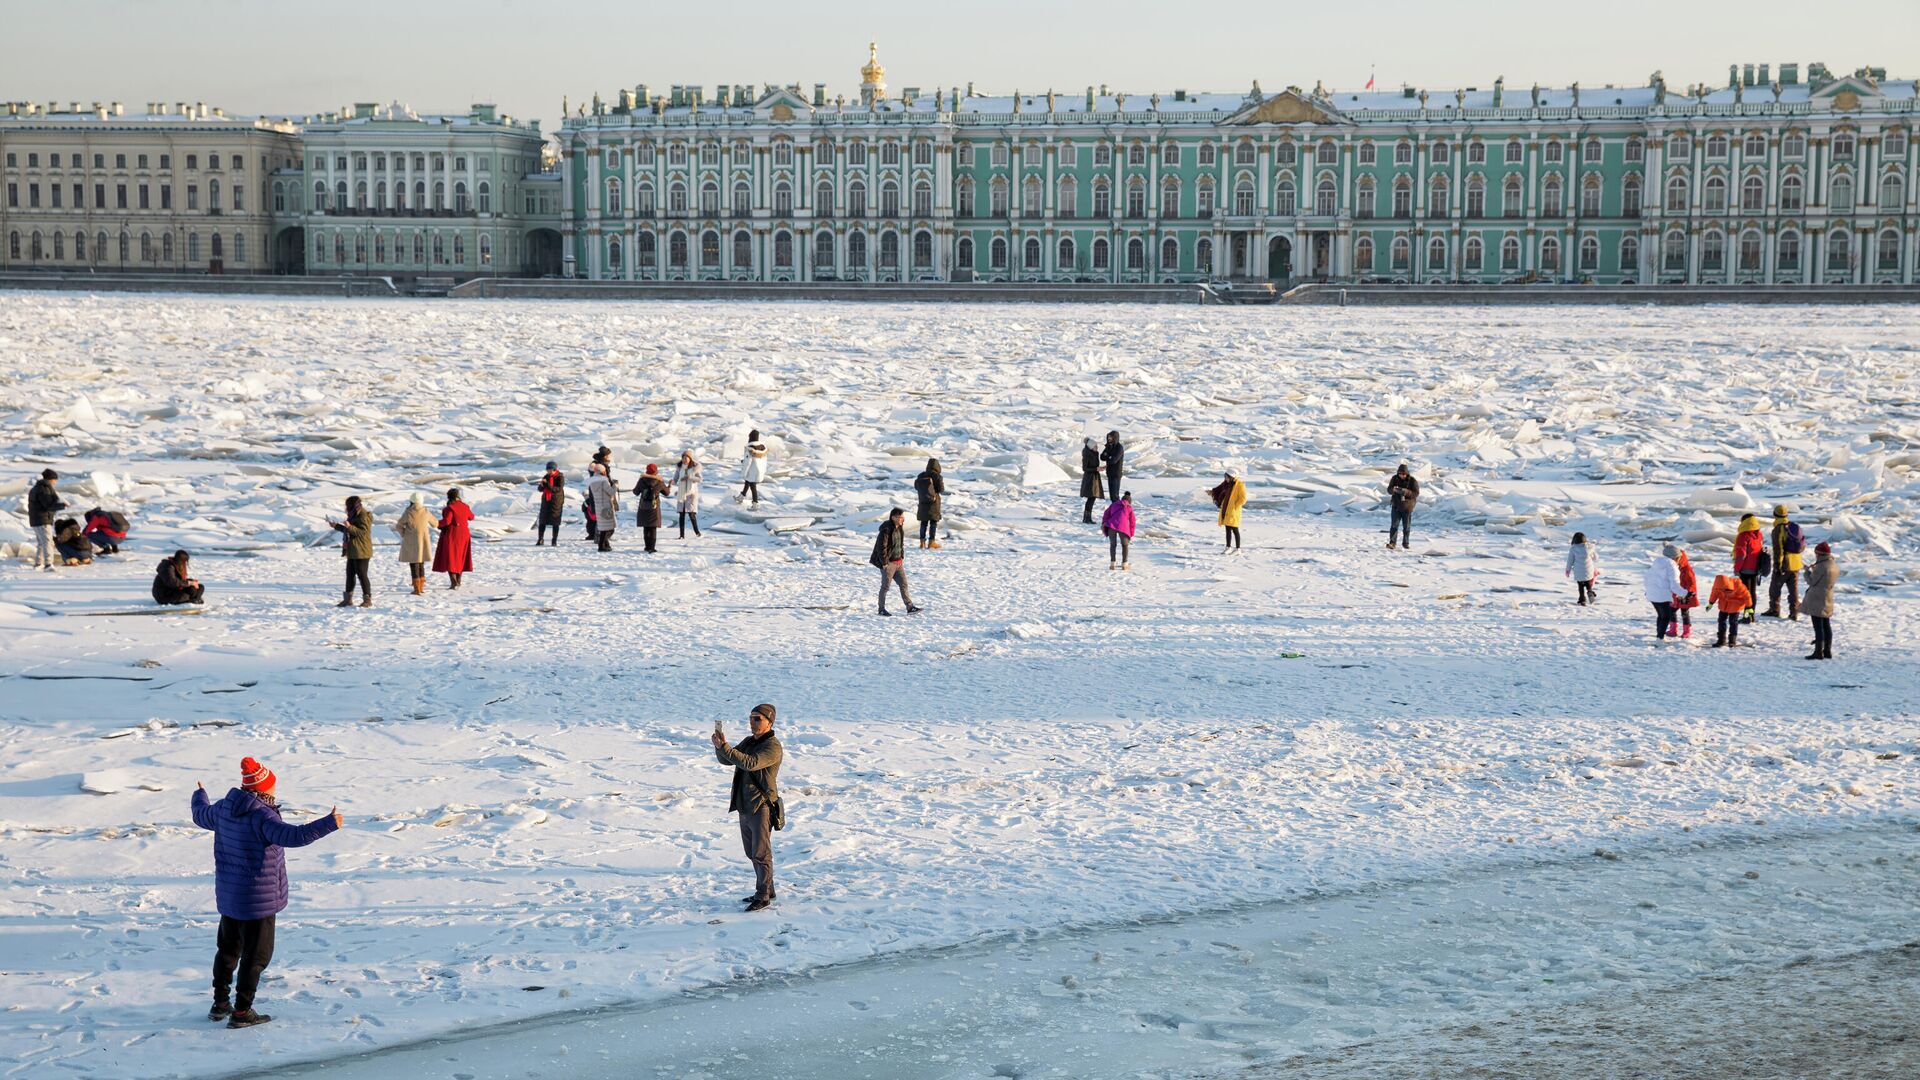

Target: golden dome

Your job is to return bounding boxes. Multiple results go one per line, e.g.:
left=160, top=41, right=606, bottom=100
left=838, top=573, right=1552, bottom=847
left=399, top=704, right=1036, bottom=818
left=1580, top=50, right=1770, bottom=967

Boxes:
left=861, top=40, right=885, bottom=84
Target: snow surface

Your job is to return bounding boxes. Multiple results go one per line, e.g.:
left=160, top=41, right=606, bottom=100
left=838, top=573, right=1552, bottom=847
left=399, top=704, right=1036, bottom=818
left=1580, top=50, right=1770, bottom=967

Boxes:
left=0, top=295, right=1916, bottom=1078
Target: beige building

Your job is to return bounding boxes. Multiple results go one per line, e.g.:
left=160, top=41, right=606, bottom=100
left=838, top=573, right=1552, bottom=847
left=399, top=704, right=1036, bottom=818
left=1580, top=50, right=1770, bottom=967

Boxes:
left=0, top=100, right=300, bottom=273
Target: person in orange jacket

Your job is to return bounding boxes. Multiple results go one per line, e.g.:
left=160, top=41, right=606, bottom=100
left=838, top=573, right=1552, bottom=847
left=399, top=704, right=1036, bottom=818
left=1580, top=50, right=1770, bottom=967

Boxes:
left=1731, top=514, right=1766, bottom=624
left=1670, top=547, right=1700, bottom=639
left=1708, top=573, right=1752, bottom=648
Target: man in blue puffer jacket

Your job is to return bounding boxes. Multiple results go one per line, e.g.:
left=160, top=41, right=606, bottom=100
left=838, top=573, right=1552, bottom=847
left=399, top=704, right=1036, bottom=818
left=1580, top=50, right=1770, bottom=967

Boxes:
left=189, top=756, right=343, bottom=1029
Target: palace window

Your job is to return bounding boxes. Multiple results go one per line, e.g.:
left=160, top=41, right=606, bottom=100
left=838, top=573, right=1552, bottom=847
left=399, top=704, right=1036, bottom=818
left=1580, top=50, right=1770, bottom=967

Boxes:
left=1544, top=140, right=1563, bottom=164
left=669, top=181, right=687, bottom=214
left=1503, top=175, right=1523, bottom=216
left=774, top=181, right=793, bottom=216
left=637, top=182, right=656, bottom=215
left=636, top=143, right=656, bottom=166
left=1092, top=237, right=1109, bottom=269
left=1127, top=179, right=1146, bottom=217
left=1706, top=134, right=1728, bottom=159
left=1093, top=142, right=1110, bottom=167
left=1777, top=230, right=1800, bottom=269
left=1393, top=141, right=1413, bottom=166
left=1579, top=235, right=1600, bottom=271
left=1276, top=141, right=1296, bottom=166
left=1092, top=182, right=1110, bottom=218
left=1315, top=178, right=1336, bottom=215
left=1662, top=229, right=1686, bottom=270
left=701, top=181, right=719, bottom=215
left=1195, top=177, right=1214, bottom=216
left=1058, top=176, right=1078, bottom=216
left=1317, top=141, right=1337, bottom=165
left=1742, top=175, right=1765, bottom=212
left=1236, top=180, right=1255, bottom=216
left=1356, top=175, right=1375, bottom=217
left=913, top=141, right=933, bottom=166
left=993, top=143, right=1010, bottom=168
left=1670, top=135, right=1691, bottom=158
left=914, top=230, right=933, bottom=269
left=1832, top=134, right=1855, bottom=161
left=1878, top=228, right=1900, bottom=269
left=1390, top=235, right=1409, bottom=271
left=633, top=232, right=655, bottom=269
left=913, top=180, right=931, bottom=217
left=1502, top=235, right=1521, bottom=270
left=1540, top=235, right=1560, bottom=273
left=1466, top=176, right=1485, bottom=218
left=603, top=148, right=619, bottom=168
left=1826, top=228, right=1850, bottom=270
left=1357, top=141, right=1375, bottom=166
left=1584, top=138, right=1603, bottom=163
left=735, top=142, right=753, bottom=167
left=1128, top=143, right=1146, bottom=167
left=1504, top=139, right=1524, bottom=164
left=413, top=232, right=425, bottom=262
left=1467, top=141, right=1486, bottom=164
left=990, top=178, right=1009, bottom=216
left=1665, top=177, right=1688, bottom=213
left=772, top=142, right=793, bottom=167
left=1060, top=142, right=1078, bottom=166
left=1880, top=174, right=1905, bottom=210
left=1355, top=236, right=1374, bottom=271
left=1427, top=236, right=1446, bottom=270
left=1161, top=236, right=1178, bottom=271
left=1779, top=174, right=1804, bottom=212
left=701, top=229, right=720, bottom=267
left=1831, top=175, right=1854, bottom=212
left=956, top=236, right=973, bottom=268
left=1780, top=131, right=1805, bottom=159
left=1234, top=140, right=1254, bottom=166
left=1021, top=175, right=1040, bottom=217
left=990, top=236, right=1007, bottom=269
left=1431, top=141, right=1450, bottom=165
left=1743, top=133, right=1767, bottom=158
left=606, top=178, right=622, bottom=215
left=607, top=236, right=623, bottom=272
left=1885, top=128, right=1909, bottom=157
left=957, top=178, right=975, bottom=217
left=1620, top=235, right=1639, bottom=272
left=1741, top=230, right=1764, bottom=273
left=849, top=231, right=867, bottom=267
left=850, top=180, right=868, bottom=216
left=1162, top=142, right=1180, bottom=166
left=670, top=230, right=689, bottom=268
left=1581, top=175, right=1602, bottom=216
left=701, top=143, right=719, bottom=167
left=1161, top=176, right=1179, bottom=216
left=1126, top=237, right=1145, bottom=270
left=1463, top=235, right=1482, bottom=269
left=880, top=141, right=900, bottom=167
left=1392, top=178, right=1411, bottom=218
left=1702, top=175, right=1725, bottom=213
left=1276, top=180, right=1296, bottom=217
left=1196, top=143, right=1214, bottom=167
left=814, top=180, right=833, bottom=216
left=1023, top=236, right=1041, bottom=269
left=1621, top=177, right=1641, bottom=217
left=667, top=143, right=687, bottom=168
left=775, top=230, right=794, bottom=268
left=813, top=231, right=833, bottom=269
left=1428, top=175, right=1448, bottom=216
left=1701, top=230, right=1724, bottom=270
left=1059, top=236, right=1075, bottom=269
left=1197, top=237, right=1212, bottom=270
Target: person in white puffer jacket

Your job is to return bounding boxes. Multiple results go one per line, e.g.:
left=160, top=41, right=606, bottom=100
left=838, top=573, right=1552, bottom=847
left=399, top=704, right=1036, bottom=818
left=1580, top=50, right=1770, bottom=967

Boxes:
left=1642, top=544, right=1684, bottom=641
left=739, top=429, right=769, bottom=506
left=1565, top=532, right=1599, bottom=606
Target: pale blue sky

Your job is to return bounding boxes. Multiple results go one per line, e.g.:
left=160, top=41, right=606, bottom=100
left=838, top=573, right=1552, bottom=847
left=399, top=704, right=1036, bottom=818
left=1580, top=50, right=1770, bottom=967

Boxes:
left=7, top=0, right=1917, bottom=133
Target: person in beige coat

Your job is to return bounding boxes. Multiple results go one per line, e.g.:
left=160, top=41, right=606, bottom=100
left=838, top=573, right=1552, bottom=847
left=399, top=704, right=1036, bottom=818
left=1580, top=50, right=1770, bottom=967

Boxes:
left=1800, top=542, right=1839, bottom=660
left=394, top=493, right=438, bottom=596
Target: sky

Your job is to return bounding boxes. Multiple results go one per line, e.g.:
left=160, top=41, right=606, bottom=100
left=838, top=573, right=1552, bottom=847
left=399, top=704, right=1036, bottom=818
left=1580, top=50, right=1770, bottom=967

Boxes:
left=7, top=0, right=1918, bottom=135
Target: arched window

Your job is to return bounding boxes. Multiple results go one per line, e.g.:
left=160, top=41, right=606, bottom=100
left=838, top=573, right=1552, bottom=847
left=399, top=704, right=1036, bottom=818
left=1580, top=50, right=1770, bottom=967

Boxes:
left=772, top=230, right=791, bottom=268
left=1466, top=176, right=1486, bottom=218
left=1581, top=175, right=1602, bottom=216
left=811, top=231, right=832, bottom=268
left=1355, top=236, right=1375, bottom=271
left=1092, top=237, right=1109, bottom=269
left=637, top=232, right=657, bottom=268
left=1584, top=138, right=1603, bottom=163
left=1091, top=180, right=1109, bottom=219
left=1540, top=235, right=1560, bottom=272
left=374, top=181, right=387, bottom=209
left=701, top=229, right=720, bottom=267
left=1162, top=142, right=1180, bottom=166
left=913, top=230, right=933, bottom=269
left=1275, top=141, right=1296, bottom=166
left=1542, top=176, right=1563, bottom=217
left=1195, top=237, right=1212, bottom=272
left=1057, top=176, right=1077, bottom=217
left=1317, top=140, right=1337, bottom=165
left=1663, top=229, right=1687, bottom=270
left=1126, top=177, right=1145, bottom=218
left=1501, top=235, right=1522, bottom=270
left=1022, top=175, right=1041, bottom=216
left=1271, top=180, right=1290, bottom=216
left=1665, top=176, right=1688, bottom=213
left=313, top=180, right=329, bottom=211
left=1622, top=176, right=1643, bottom=217
left=815, top=180, right=834, bottom=216
left=988, top=235, right=1007, bottom=269
left=733, top=182, right=750, bottom=217
left=957, top=178, right=975, bottom=218
left=373, top=233, right=386, bottom=263
left=1706, top=133, right=1728, bottom=159
left=1780, top=174, right=1804, bottom=212
left=669, top=230, right=689, bottom=268
left=1741, top=176, right=1765, bottom=213
left=849, top=231, right=868, bottom=268
left=413, top=232, right=425, bottom=263
left=1315, top=178, right=1337, bottom=216
left=235, top=233, right=247, bottom=264
left=1392, top=176, right=1412, bottom=218
left=1504, top=139, right=1524, bottom=164
left=1782, top=131, right=1806, bottom=158
left=1619, top=235, right=1639, bottom=273
left=477, top=181, right=491, bottom=215
left=1161, top=176, right=1179, bottom=216
left=701, top=182, right=719, bottom=216
left=1879, top=174, right=1904, bottom=211
left=1198, top=143, right=1216, bottom=167
left=1463, top=235, right=1483, bottom=269
left=1427, top=236, right=1447, bottom=270
left=912, top=181, right=932, bottom=217
left=209, top=178, right=221, bottom=211
left=774, top=182, right=793, bottom=216
left=1740, top=230, right=1765, bottom=273
left=1390, top=235, right=1410, bottom=270
left=1394, top=140, right=1413, bottom=166
left=1432, top=141, right=1451, bottom=165
left=210, top=233, right=222, bottom=260
left=669, top=181, right=687, bottom=214
left=119, top=231, right=130, bottom=262
left=1776, top=230, right=1800, bottom=269
left=1126, top=237, right=1145, bottom=270
left=1161, top=236, right=1179, bottom=271
left=432, top=181, right=445, bottom=211
left=1702, top=175, right=1726, bottom=213
left=1832, top=133, right=1855, bottom=161
left=1023, top=236, right=1041, bottom=269
left=879, top=231, right=900, bottom=269
left=1058, top=235, right=1075, bottom=269
left=1625, top=137, right=1645, bottom=163
left=1831, top=175, right=1854, bottom=212
left=849, top=180, right=868, bottom=217
left=1235, top=140, right=1255, bottom=165
left=881, top=179, right=902, bottom=218
left=1743, top=132, right=1766, bottom=158
left=413, top=180, right=427, bottom=208
left=1579, top=235, right=1600, bottom=271
left=1428, top=175, right=1448, bottom=216
left=1503, top=176, right=1524, bottom=216
left=1826, top=228, right=1851, bottom=270
left=1234, top=180, right=1254, bottom=216
left=453, top=235, right=465, bottom=264
left=605, top=178, right=622, bottom=216
left=956, top=236, right=973, bottom=268
left=607, top=236, right=624, bottom=272
left=73, top=231, right=84, bottom=261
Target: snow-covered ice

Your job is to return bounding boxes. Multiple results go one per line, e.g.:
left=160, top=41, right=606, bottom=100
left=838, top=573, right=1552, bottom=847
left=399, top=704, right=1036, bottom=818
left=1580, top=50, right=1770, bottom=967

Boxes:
left=0, top=294, right=1916, bottom=1077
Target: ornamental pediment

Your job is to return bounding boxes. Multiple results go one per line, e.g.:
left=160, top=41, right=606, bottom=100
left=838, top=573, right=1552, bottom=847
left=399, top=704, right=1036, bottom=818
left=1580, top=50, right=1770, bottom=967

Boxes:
left=1810, top=74, right=1881, bottom=111
left=752, top=88, right=813, bottom=121
left=1223, top=90, right=1350, bottom=126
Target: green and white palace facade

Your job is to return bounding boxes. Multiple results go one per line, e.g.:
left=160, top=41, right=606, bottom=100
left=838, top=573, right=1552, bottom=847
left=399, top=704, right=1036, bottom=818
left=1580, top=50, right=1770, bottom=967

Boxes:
left=559, top=50, right=1920, bottom=286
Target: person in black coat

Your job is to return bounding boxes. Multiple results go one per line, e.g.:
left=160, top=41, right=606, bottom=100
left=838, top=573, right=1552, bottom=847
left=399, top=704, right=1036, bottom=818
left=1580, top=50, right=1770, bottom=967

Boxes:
left=632, top=464, right=669, bottom=554
left=870, top=508, right=920, bottom=616
left=534, top=462, right=565, bottom=546
left=913, top=458, right=945, bottom=549
left=1387, top=463, right=1420, bottom=550
left=28, top=469, right=66, bottom=570
left=153, top=550, right=206, bottom=605
left=53, top=517, right=95, bottom=564
left=1100, top=431, right=1124, bottom=506
left=1079, top=438, right=1104, bottom=523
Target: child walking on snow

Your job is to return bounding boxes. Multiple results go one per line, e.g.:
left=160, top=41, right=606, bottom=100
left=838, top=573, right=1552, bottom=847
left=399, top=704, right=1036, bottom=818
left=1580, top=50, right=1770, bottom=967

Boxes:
left=1103, top=492, right=1136, bottom=570
left=1565, top=532, right=1599, bottom=605
left=1709, top=572, right=1751, bottom=647
left=1670, top=546, right=1699, bottom=639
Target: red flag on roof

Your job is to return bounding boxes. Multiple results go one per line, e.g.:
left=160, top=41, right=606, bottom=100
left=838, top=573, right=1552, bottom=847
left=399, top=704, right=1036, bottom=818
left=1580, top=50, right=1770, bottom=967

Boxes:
left=1366, top=70, right=1376, bottom=90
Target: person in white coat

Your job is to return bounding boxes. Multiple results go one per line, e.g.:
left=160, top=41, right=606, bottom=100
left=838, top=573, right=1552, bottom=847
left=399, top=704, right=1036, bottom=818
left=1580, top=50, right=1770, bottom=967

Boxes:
left=1565, top=532, right=1599, bottom=605
left=672, top=451, right=703, bottom=538
left=586, top=463, right=620, bottom=552
left=739, top=430, right=769, bottom=506
left=1642, top=543, right=1684, bottom=641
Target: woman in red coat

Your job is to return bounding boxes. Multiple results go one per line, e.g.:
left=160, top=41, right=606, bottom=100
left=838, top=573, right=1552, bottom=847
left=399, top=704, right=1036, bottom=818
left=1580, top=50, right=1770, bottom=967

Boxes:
left=432, top=488, right=475, bottom=589
left=1731, top=513, right=1765, bottom=623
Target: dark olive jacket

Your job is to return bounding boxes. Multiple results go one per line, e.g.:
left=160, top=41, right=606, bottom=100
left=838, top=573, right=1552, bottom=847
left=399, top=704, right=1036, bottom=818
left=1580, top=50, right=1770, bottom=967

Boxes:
left=716, top=730, right=782, bottom=814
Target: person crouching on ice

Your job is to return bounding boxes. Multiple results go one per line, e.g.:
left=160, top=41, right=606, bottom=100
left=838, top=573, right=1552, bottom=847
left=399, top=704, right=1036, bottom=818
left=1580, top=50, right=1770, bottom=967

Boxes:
left=190, top=756, right=343, bottom=1029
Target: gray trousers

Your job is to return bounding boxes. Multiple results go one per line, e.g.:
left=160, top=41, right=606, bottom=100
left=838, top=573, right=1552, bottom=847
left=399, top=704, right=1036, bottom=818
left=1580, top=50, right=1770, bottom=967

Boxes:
left=35, top=524, right=56, bottom=567
left=1768, top=567, right=1800, bottom=615
left=737, top=805, right=774, bottom=900
left=879, top=561, right=912, bottom=609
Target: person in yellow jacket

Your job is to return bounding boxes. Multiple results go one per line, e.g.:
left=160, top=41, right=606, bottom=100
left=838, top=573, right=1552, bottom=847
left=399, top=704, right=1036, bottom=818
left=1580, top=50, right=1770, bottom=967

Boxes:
left=1208, top=471, right=1247, bottom=552
left=1764, top=503, right=1806, bottom=620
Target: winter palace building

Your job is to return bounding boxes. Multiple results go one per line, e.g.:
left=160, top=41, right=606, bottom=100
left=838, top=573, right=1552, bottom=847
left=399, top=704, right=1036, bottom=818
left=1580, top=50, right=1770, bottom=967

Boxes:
left=557, top=48, right=1920, bottom=286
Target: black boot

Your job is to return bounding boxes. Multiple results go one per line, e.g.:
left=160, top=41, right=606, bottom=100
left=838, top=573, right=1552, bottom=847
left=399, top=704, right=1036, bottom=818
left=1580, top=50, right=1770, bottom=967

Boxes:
left=226, top=1009, right=272, bottom=1029
left=209, top=1001, right=233, bottom=1022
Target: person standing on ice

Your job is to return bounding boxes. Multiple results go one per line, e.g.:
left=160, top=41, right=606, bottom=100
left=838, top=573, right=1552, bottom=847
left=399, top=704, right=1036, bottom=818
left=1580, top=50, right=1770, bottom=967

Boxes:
left=1079, top=437, right=1104, bottom=523
left=433, top=488, right=475, bottom=589
left=672, top=451, right=703, bottom=539
left=632, top=463, right=669, bottom=554
left=871, top=507, right=921, bottom=615
left=1643, top=544, right=1686, bottom=641
left=586, top=463, right=619, bottom=551
left=1386, top=464, right=1420, bottom=550
left=1801, top=542, right=1839, bottom=660
left=534, top=462, right=565, bottom=547
left=585, top=447, right=614, bottom=540
left=739, top=430, right=769, bottom=506
left=1565, top=532, right=1599, bottom=605
left=1732, top=513, right=1765, bottom=624
left=394, top=493, right=436, bottom=596
left=1209, top=471, right=1247, bottom=552
left=1100, top=431, right=1124, bottom=506
left=1670, top=546, right=1699, bottom=639
left=152, top=549, right=205, bottom=605
left=190, top=756, right=343, bottom=1029
left=27, top=468, right=66, bottom=571
left=1764, top=504, right=1805, bottom=620
left=328, top=495, right=375, bottom=608
left=914, top=458, right=945, bottom=549
left=712, top=703, right=783, bottom=912
left=1103, top=491, right=1136, bottom=570
left=1708, top=571, right=1751, bottom=648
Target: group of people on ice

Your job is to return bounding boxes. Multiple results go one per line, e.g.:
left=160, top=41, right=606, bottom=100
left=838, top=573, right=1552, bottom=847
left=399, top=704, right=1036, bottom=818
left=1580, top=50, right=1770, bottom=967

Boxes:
left=188, top=698, right=785, bottom=1029
left=1615, top=504, right=1842, bottom=657
left=26, top=469, right=131, bottom=569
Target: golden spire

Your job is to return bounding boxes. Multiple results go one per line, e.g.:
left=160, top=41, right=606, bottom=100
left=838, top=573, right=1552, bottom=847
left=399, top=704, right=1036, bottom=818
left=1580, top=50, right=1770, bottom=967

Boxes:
left=862, top=39, right=885, bottom=85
